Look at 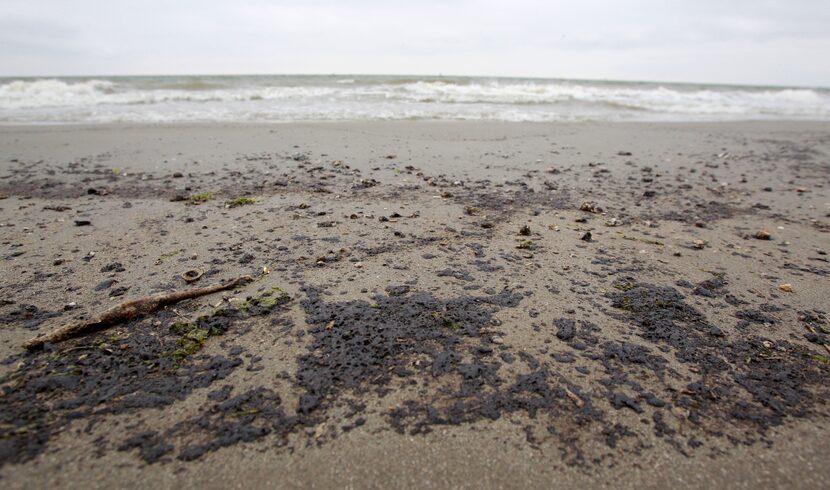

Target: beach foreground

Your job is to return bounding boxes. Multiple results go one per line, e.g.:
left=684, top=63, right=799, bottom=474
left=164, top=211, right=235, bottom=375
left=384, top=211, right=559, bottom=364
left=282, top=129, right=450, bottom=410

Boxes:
left=1, top=121, right=828, bottom=489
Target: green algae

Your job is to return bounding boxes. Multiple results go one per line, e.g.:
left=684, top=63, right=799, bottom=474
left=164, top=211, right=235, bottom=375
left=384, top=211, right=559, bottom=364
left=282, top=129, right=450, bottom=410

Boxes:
left=225, top=197, right=256, bottom=208
left=158, top=250, right=179, bottom=262
left=187, top=192, right=213, bottom=205
left=432, top=312, right=461, bottom=331
left=167, top=322, right=219, bottom=360
left=516, top=239, right=536, bottom=250
left=239, top=287, right=291, bottom=315
left=166, top=287, right=291, bottom=360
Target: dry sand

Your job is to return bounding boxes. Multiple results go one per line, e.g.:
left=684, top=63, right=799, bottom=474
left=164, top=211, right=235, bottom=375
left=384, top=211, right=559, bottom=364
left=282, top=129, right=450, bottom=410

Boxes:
left=0, top=121, right=828, bottom=489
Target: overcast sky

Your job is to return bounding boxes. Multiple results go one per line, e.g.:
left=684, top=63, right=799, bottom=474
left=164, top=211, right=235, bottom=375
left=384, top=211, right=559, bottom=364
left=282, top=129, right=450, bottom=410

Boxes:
left=1, top=0, right=828, bottom=86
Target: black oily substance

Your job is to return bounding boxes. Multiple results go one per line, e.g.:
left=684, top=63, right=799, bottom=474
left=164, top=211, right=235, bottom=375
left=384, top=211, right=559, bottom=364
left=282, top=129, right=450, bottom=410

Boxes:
left=117, top=384, right=297, bottom=464
left=658, top=200, right=747, bottom=224
left=296, top=287, right=524, bottom=415
left=0, top=292, right=292, bottom=467
left=1, top=278, right=827, bottom=467
left=605, top=280, right=829, bottom=433
left=298, top=288, right=601, bottom=442
left=0, top=304, right=62, bottom=330
left=170, top=386, right=296, bottom=462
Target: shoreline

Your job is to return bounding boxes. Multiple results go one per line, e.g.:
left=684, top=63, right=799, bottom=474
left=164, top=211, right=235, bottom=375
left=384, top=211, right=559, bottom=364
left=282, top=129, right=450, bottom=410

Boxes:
left=2, top=118, right=830, bottom=129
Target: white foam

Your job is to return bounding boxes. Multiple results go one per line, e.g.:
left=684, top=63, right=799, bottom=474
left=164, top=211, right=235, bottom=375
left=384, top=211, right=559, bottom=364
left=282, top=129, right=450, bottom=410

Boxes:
left=0, top=77, right=827, bottom=123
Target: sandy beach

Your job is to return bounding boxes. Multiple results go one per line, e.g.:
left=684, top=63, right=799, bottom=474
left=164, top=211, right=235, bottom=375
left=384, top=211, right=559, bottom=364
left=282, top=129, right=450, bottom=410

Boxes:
left=1, top=120, right=829, bottom=489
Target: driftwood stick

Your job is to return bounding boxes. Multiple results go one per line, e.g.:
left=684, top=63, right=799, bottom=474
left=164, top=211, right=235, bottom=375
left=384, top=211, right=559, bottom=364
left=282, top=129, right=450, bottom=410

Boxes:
left=23, top=275, right=253, bottom=349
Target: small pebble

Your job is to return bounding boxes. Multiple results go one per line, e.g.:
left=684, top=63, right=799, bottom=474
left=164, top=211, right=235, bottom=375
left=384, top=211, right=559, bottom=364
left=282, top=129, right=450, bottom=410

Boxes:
left=755, top=229, right=771, bottom=240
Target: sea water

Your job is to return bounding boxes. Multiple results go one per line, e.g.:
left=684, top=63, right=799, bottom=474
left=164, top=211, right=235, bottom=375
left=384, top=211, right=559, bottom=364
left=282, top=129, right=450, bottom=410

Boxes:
left=0, top=74, right=827, bottom=124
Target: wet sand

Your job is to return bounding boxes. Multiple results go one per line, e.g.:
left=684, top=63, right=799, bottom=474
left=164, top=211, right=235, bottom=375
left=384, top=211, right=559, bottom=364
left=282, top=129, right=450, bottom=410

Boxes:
left=0, top=121, right=829, bottom=488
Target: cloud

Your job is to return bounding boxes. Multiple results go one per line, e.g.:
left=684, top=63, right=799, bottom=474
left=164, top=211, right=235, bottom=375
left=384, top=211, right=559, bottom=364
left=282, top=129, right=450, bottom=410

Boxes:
left=0, top=0, right=828, bottom=86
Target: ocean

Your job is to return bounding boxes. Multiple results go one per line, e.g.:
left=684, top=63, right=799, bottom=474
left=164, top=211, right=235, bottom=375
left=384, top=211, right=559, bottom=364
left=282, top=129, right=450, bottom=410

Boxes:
left=0, top=74, right=827, bottom=124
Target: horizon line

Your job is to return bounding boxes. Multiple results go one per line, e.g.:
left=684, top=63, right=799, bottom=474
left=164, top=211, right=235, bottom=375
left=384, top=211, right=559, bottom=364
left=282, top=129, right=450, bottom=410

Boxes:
left=0, top=72, right=826, bottom=91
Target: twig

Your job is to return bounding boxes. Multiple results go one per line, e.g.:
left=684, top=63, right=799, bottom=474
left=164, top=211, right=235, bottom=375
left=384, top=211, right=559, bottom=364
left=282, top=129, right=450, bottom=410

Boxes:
left=564, top=386, right=585, bottom=408
left=23, top=276, right=253, bottom=349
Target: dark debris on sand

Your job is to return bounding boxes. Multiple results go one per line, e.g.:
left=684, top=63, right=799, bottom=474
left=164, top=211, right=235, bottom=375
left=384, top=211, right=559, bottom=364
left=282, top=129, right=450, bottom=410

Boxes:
left=605, top=280, right=829, bottom=435
left=3, top=276, right=828, bottom=467
left=0, top=288, right=293, bottom=466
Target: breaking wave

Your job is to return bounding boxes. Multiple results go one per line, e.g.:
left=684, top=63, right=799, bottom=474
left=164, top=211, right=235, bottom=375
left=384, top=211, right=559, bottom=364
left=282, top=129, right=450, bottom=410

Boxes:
left=0, top=75, right=827, bottom=123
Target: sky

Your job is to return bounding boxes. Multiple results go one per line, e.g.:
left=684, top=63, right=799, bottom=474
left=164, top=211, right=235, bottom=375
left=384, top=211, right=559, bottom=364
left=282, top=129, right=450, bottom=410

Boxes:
left=1, top=0, right=829, bottom=87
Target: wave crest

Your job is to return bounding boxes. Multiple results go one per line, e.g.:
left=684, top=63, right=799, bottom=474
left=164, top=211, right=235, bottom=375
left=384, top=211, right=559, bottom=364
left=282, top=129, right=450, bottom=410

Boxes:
left=0, top=76, right=827, bottom=123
